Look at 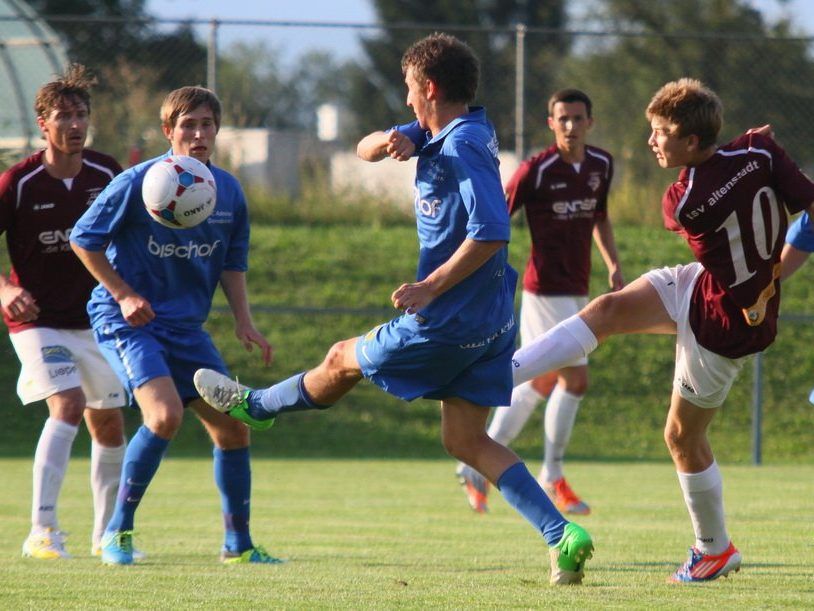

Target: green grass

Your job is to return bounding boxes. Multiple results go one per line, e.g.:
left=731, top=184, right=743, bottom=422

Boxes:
left=1, top=223, right=813, bottom=462
left=0, top=458, right=811, bottom=608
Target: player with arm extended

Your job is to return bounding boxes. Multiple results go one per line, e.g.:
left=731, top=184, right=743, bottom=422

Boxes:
left=456, top=88, right=624, bottom=515
left=0, top=65, right=131, bottom=560
left=507, top=78, right=814, bottom=583
left=195, top=33, right=594, bottom=585
left=69, top=86, right=277, bottom=566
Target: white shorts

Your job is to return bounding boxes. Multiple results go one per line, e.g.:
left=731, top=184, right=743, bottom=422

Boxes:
left=520, top=291, right=589, bottom=367
left=9, top=327, right=125, bottom=408
left=644, top=263, right=750, bottom=408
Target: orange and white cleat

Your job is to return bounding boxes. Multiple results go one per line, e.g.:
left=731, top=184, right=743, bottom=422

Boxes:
left=669, top=542, right=741, bottom=583
left=543, top=477, right=591, bottom=516
left=455, top=463, right=489, bottom=513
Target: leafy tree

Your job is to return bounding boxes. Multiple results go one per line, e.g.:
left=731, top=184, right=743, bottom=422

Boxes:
left=347, top=0, right=568, bottom=151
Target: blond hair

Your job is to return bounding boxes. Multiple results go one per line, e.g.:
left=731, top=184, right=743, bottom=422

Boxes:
left=646, top=78, right=722, bottom=149
left=160, top=86, right=221, bottom=130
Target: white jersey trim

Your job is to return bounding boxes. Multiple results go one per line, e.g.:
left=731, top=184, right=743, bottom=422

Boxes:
left=15, top=164, right=46, bottom=210
left=82, top=158, right=117, bottom=179
left=674, top=166, right=696, bottom=223
left=715, top=145, right=773, bottom=171
left=586, top=148, right=611, bottom=179
left=534, top=154, right=560, bottom=189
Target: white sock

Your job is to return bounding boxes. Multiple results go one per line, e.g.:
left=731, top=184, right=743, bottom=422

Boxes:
left=677, top=461, right=730, bottom=555
left=540, top=386, right=582, bottom=484
left=90, top=441, right=126, bottom=547
left=487, top=382, right=541, bottom=446
left=512, top=315, right=598, bottom=386
left=31, top=418, right=78, bottom=531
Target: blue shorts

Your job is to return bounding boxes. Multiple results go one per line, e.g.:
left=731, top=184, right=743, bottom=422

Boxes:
left=356, top=315, right=516, bottom=407
left=93, top=322, right=228, bottom=406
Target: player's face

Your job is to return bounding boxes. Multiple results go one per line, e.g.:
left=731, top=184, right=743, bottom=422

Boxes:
left=405, top=66, right=430, bottom=130
left=164, top=105, right=218, bottom=163
left=548, top=101, right=593, bottom=153
left=648, top=116, right=695, bottom=168
left=38, top=98, right=89, bottom=156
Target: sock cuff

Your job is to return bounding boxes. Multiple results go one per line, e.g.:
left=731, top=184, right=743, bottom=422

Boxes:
left=298, top=373, right=332, bottom=409
left=495, top=461, right=528, bottom=491
left=548, top=384, right=583, bottom=403
left=514, top=380, right=542, bottom=402
left=561, top=315, right=598, bottom=354
left=44, top=417, right=80, bottom=439
left=677, top=461, right=722, bottom=493
left=213, top=446, right=250, bottom=460
left=91, top=441, right=126, bottom=463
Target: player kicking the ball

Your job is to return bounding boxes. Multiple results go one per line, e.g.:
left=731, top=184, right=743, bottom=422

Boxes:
left=507, top=78, right=814, bottom=583
left=195, top=33, right=594, bottom=585
left=70, top=86, right=278, bottom=566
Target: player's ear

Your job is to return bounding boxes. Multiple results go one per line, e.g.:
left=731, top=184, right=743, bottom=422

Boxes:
left=547, top=116, right=555, bottom=131
left=586, top=116, right=594, bottom=131
left=161, top=123, right=173, bottom=141
left=686, top=133, right=700, bottom=151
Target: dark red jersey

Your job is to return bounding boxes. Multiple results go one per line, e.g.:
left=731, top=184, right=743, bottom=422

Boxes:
left=506, top=144, right=613, bottom=295
left=663, top=132, right=814, bottom=358
left=0, top=149, right=122, bottom=333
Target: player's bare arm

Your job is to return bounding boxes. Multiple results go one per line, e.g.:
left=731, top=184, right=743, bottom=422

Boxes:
left=391, top=239, right=506, bottom=312
left=0, top=273, right=40, bottom=322
left=70, top=243, right=155, bottom=326
left=779, top=243, right=810, bottom=281
left=592, top=217, right=625, bottom=290
left=357, top=130, right=415, bottom=162
left=219, top=269, right=272, bottom=366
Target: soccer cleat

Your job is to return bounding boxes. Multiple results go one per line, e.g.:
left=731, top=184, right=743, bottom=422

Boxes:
left=549, top=522, right=594, bottom=585
left=669, top=542, right=741, bottom=583
left=220, top=545, right=285, bottom=565
left=455, top=463, right=489, bottom=513
left=543, top=477, right=591, bottom=516
left=100, top=530, right=135, bottom=565
left=92, top=543, right=146, bottom=561
left=22, top=528, right=71, bottom=559
left=193, top=369, right=274, bottom=431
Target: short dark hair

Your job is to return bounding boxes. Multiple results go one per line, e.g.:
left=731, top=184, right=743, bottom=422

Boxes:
left=646, top=78, right=722, bottom=149
left=548, top=89, right=592, bottom=118
left=35, top=63, right=95, bottom=118
left=160, top=86, right=222, bottom=131
left=401, top=33, right=479, bottom=104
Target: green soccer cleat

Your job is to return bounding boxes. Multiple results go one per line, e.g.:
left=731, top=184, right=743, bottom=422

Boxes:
left=549, top=522, right=594, bottom=585
left=194, top=369, right=275, bottom=431
left=100, top=530, right=135, bottom=566
left=220, top=545, right=286, bottom=565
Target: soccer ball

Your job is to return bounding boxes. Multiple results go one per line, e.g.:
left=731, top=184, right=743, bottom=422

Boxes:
left=142, top=155, right=217, bottom=229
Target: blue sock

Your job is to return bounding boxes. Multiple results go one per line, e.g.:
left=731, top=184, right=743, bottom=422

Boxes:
left=497, top=461, right=568, bottom=546
left=105, top=425, right=169, bottom=534
left=214, top=446, right=253, bottom=553
left=246, top=372, right=331, bottom=420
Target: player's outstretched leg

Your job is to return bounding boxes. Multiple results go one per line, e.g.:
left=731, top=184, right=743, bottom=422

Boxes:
left=455, top=462, right=490, bottom=513
left=669, top=542, right=741, bottom=583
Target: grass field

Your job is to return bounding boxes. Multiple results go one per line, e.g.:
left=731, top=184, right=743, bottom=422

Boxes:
left=0, top=458, right=811, bottom=608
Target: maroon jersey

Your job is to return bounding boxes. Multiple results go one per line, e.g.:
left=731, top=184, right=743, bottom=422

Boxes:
left=663, top=132, right=814, bottom=358
left=507, top=144, right=613, bottom=295
left=0, top=149, right=122, bottom=333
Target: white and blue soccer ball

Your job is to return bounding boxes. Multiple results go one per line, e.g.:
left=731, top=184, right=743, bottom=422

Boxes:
left=142, top=155, right=217, bottom=229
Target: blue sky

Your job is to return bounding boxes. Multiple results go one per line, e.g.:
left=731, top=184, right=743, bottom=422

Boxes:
left=144, top=0, right=814, bottom=65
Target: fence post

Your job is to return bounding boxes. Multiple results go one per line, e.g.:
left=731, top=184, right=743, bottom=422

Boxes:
left=207, top=19, right=219, bottom=93
left=514, top=22, right=526, bottom=159
left=752, top=351, right=763, bottom=465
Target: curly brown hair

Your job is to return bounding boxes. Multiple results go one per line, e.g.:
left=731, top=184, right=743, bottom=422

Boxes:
left=160, top=86, right=222, bottom=131
left=34, top=63, right=96, bottom=119
left=646, top=78, right=722, bottom=149
left=401, top=33, right=479, bottom=104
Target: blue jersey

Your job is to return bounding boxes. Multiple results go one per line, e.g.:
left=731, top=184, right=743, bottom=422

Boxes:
left=70, top=152, right=250, bottom=331
left=394, top=108, right=516, bottom=343
left=786, top=212, right=814, bottom=252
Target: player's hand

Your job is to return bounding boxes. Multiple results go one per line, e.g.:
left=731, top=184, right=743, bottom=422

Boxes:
left=746, top=124, right=774, bottom=139
left=0, top=284, right=39, bottom=322
left=386, top=131, right=416, bottom=161
left=118, top=293, right=155, bottom=327
left=391, top=281, right=435, bottom=314
left=609, top=268, right=625, bottom=291
left=235, top=323, right=273, bottom=366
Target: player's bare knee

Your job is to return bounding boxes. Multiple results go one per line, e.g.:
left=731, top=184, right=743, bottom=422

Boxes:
left=85, top=409, right=125, bottom=445
left=323, top=340, right=362, bottom=383
left=144, top=407, right=183, bottom=438
left=47, top=394, right=86, bottom=426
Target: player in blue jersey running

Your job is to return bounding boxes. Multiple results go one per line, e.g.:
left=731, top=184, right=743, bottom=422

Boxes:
left=195, top=33, right=593, bottom=585
left=70, top=86, right=279, bottom=566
